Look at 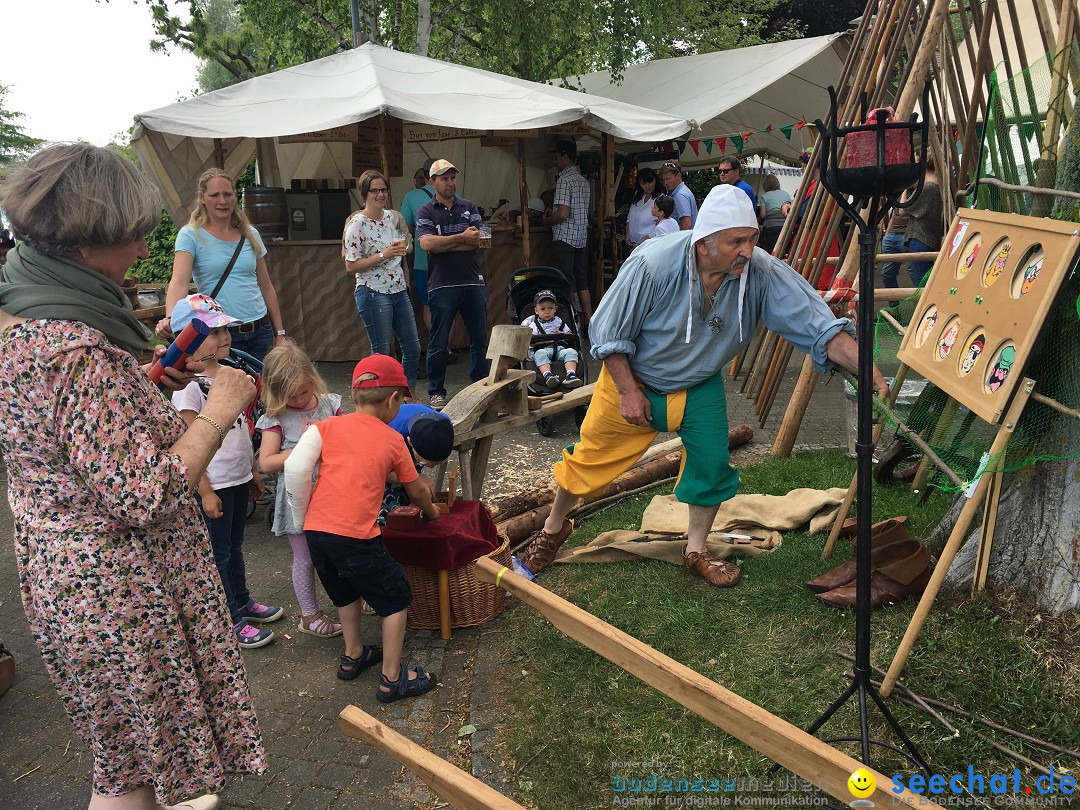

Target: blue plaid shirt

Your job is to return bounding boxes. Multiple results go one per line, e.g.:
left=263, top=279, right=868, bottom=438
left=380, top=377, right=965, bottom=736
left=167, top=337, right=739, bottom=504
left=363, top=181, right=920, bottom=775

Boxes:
left=552, top=165, right=590, bottom=249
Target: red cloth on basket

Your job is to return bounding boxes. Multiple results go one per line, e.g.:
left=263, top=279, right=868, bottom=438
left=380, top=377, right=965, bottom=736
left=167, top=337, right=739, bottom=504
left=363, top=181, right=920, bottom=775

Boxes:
left=382, top=500, right=500, bottom=570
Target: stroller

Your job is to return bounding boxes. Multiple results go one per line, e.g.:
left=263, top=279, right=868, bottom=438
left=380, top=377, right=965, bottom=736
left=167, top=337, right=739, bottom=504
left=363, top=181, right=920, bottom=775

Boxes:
left=507, top=266, right=590, bottom=436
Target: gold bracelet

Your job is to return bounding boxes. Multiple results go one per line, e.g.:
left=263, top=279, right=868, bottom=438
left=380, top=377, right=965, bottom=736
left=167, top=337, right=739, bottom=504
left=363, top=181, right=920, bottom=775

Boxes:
left=195, top=413, right=226, bottom=447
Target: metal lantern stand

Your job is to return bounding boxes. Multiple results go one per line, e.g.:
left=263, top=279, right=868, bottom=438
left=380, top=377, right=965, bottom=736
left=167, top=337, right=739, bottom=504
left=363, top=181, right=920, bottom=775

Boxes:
left=807, top=83, right=932, bottom=772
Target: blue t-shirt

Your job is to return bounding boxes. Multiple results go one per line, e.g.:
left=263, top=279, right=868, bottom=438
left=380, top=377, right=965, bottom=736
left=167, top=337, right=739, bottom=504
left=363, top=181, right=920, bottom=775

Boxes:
left=175, top=225, right=268, bottom=324
left=669, top=182, right=699, bottom=226
left=400, top=185, right=435, bottom=271
left=734, top=179, right=758, bottom=212
left=415, top=197, right=484, bottom=291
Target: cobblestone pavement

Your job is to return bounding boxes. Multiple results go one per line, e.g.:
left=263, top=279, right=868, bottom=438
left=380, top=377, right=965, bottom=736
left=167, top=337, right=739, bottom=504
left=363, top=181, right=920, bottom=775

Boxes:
left=0, top=353, right=846, bottom=808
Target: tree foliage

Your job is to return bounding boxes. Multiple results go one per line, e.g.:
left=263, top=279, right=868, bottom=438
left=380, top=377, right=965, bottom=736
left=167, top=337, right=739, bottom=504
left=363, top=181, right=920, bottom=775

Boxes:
left=0, top=84, right=44, bottom=167
left=142, top=0, right=799, bottom=88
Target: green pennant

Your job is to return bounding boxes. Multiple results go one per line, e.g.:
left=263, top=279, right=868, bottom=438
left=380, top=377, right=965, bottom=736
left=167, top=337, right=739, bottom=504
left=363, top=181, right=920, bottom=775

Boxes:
left=731, top=135, right=744, bottom=152
left=704, top=138, right=714, bottom=155
left=780, top=125, right=794, bottom=140
left=675, top=140, right=688, bottom=153
left=1021, top=122, right=1036, bottom=141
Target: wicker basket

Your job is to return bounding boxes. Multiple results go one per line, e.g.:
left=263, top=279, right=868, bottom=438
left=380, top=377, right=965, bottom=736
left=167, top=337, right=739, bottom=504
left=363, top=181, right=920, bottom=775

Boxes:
left=402, top=533, right=511, bottom=630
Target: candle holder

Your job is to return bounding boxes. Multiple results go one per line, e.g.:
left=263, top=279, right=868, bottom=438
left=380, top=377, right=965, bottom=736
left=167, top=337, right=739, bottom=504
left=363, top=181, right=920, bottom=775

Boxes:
left=802, top=80, right=932, bottom=779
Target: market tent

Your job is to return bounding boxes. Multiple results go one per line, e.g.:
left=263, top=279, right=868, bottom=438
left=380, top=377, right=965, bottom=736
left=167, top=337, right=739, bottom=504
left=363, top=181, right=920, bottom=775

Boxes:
left=131, top=42, right=691, bottom=223
left=566, top=34, right=850, bottom=168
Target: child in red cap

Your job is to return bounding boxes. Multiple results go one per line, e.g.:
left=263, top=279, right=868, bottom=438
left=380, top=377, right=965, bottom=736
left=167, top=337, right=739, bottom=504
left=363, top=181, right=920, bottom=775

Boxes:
left=283, top=354, right=441, bottom=701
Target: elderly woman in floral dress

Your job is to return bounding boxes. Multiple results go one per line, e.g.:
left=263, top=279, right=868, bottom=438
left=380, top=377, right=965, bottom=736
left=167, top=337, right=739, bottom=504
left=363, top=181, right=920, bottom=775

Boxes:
left=0, top=143, right=266, bottom=810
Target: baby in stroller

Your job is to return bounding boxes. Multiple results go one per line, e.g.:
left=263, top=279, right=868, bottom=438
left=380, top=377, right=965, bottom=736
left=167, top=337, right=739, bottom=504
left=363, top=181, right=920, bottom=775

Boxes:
left=521, top=289, right=584, bottom=389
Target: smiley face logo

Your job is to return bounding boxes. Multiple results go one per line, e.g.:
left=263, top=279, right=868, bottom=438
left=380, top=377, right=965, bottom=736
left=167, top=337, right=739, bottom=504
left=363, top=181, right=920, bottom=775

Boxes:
left=848, top=768, right=876, bottom=799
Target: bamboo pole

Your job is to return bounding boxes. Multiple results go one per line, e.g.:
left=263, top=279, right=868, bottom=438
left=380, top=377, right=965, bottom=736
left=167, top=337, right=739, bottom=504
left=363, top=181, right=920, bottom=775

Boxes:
left=473, top=556, right=942, bottom=809
left=518, top=139, right=531, bottom=266
left=338, top=706, right=524, bottom=809
left=882, top=378, right=1035, bottom=696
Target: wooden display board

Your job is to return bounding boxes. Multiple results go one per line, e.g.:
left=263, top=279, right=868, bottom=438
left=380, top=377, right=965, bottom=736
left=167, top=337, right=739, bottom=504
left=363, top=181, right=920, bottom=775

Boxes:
left=897, top=209, right=1079, bottom=424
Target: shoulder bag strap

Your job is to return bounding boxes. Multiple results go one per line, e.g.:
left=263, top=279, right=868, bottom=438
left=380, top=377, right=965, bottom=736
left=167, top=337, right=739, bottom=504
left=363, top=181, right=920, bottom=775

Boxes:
left=209, top=238, right=246, bottom=301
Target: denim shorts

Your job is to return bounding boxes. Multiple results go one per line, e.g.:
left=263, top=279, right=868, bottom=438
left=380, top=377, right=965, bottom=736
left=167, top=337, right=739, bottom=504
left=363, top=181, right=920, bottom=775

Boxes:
left=305, top=531, right=412, bottom=615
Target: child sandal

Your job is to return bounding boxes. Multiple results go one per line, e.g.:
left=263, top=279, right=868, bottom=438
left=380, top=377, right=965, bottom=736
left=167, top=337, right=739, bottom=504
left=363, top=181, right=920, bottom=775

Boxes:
left=376, top=663, right=437, bottom=703
left=298, top=611, right=342, bottom=638
left=337, top=645, right=383, bottom=681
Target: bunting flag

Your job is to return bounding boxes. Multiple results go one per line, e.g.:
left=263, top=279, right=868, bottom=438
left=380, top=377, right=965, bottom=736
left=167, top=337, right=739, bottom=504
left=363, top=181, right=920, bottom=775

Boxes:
left=676, top=140, right=688, bottom=153
left=689, top=139, right=701, bottom=156
left=1021, top=122, right=1036, bottom=141
left=743, top=131, right=753, bottom=144
left=765, top=125, right=773, bottom=134
left=780, top=125, right=794, bottom=140
left=795, top=120, right=808, bottom=131
left=704, top=138, right=714, bottom=155
left=731, top=135, right=744, bottom=152
left=717, top=137, right=727, bottom=153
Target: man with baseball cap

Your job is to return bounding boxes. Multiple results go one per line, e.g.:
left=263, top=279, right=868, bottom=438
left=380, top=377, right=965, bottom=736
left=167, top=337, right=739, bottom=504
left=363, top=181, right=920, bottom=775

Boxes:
left=399, top=158, right=439, bottom=340
left=542, top=139, right=593, bottom=326
left=520, top=184, right=888, bottom=586
left=415, top=159, right=488, bottom=410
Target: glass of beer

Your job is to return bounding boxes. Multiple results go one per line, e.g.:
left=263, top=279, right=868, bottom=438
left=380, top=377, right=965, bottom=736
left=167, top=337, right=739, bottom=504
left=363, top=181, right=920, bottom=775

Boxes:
left=391, top=238, right=406, bottom=253
left=478, top=226, right=492, bottom=249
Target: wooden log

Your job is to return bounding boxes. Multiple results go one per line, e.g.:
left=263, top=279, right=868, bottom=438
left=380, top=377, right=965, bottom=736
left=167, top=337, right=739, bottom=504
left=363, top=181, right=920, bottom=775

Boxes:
left=473, top=557, right=941, bottom=809
left=338, top=706, right=524, bottom=810
left=485, top=324, right=532, bottom=384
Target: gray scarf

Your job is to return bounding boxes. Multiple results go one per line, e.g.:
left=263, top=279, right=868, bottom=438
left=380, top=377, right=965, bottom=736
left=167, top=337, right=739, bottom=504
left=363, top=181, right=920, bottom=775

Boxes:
left=0, top=243, right=151, bottom=357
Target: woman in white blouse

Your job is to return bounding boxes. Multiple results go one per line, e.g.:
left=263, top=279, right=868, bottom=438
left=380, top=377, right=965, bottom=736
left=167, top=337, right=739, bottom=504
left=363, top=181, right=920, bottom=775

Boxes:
left=625, top=167, right=659, bottom=250
left=342, top=169, right=421, bottom=387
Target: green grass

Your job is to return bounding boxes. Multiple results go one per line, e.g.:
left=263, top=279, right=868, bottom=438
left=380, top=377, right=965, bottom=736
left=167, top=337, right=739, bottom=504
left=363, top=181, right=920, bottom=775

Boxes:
left=498, top=450, right=1080, bottom=808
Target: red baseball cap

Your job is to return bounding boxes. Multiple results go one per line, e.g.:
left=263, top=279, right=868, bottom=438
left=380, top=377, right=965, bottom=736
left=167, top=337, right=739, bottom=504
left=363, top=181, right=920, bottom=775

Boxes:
left=352, top=354, right=411, bottom=394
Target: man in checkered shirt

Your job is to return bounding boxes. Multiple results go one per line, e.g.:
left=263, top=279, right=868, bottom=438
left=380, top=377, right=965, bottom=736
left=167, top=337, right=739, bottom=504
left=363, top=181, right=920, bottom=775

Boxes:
left=543, top=139, right=593, bottom=326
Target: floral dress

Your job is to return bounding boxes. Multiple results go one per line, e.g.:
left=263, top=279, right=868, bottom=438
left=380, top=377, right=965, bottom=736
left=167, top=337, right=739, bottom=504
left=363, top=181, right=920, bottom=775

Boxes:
left=0, top=320, right=266, bottom=802
left=342, top=209, right=411, bottom=293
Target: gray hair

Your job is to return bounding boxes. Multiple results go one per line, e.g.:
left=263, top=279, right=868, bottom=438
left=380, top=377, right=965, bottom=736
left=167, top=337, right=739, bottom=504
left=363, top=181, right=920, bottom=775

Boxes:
left=1, top=143, right=161, bottom=257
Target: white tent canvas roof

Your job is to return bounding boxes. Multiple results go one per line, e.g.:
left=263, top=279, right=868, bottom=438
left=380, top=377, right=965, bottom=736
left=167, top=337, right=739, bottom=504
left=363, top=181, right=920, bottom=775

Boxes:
left=132, top=43, right=691, bottom=224
left=567, top=35, right=850, bottom=168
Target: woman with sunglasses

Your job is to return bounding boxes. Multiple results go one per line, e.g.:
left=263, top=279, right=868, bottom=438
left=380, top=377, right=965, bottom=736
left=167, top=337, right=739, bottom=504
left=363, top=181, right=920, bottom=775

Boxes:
left=342, top=169, right=421, bottom=388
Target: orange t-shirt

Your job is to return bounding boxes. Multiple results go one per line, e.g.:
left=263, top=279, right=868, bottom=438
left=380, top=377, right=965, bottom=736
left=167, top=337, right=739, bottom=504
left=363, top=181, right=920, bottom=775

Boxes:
left=303, top=412, right=419, bottom=539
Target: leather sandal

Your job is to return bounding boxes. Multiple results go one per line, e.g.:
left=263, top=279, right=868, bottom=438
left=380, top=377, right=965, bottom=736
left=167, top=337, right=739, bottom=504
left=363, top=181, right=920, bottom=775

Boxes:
left=682, top=548, right=741, bottom=587
left=337, top=645, right=383, bottom=681
left=298, top=611, right=343, bottom=638
left=816, top=569, right=931, bottom=608
left=519, top=518, right=574, bottom=574
left=376, top=663, right=437, bottom=703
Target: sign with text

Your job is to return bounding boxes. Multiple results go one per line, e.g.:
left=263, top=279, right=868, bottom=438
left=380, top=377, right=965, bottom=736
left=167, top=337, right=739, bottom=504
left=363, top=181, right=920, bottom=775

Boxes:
left=278, top=124, right=360, bottom=144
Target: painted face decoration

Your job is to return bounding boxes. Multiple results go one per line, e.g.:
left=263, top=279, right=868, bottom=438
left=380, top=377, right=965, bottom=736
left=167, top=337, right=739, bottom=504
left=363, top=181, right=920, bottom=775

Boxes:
left=986, top=345, right=1016, bottom=392
left=948, top=221, right=969, bottom=257
left=1020, top=255, right=1043, bottom=295
left=962, top=244, right=980, bottom=274
left=917, top=309, right=938, bottom=346
left=984, top=243, right=1010, bottom=287
left=960, top=334, right=984, bottom=374
left=937, top=321, right=960, bottom=360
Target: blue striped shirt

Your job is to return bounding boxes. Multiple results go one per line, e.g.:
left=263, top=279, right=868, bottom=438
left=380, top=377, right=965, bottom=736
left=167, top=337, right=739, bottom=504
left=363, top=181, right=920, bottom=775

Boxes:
left=415, top=197, right=484, bottom=291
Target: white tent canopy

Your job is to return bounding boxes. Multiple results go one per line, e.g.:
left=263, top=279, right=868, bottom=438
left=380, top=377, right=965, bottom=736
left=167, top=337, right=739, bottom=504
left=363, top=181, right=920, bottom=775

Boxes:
left=131, top=43, right=691, bottom=223
left=567, top=34, right=851, bottom=168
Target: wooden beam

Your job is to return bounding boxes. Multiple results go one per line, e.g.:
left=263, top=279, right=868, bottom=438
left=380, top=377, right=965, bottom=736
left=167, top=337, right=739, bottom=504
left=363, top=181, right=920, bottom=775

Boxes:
left=474, top=557, right=941, bottom=809
left=338, top=706, right=524, bottom=809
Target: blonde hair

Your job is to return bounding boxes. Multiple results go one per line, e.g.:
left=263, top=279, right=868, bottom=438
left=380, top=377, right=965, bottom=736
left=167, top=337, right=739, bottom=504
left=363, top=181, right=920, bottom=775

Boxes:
left=2, top=143, right=161, bottom=257
left=351, top=385, right=409, bottom=407
left=187, top=168, right=259, bottom=251
left=260, top=340, right=329, bottom=418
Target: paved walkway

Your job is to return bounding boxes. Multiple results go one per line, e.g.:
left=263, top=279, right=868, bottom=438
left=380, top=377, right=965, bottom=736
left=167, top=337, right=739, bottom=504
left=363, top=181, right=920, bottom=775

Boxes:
left=0, top=352, right=847, bottom=808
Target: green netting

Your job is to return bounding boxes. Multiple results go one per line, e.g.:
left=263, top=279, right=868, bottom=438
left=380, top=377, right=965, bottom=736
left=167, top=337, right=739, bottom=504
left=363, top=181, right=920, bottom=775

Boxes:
left=862, top=50, right=1080, bottom=493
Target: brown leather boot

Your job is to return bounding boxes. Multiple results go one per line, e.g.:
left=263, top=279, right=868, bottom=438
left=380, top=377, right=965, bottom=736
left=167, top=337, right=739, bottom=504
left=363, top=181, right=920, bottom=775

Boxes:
left=816, top=539, right=931, bottom=608
left=805, top=518, right=911, bottom=593
left=519, top=518, right=574, bottom=574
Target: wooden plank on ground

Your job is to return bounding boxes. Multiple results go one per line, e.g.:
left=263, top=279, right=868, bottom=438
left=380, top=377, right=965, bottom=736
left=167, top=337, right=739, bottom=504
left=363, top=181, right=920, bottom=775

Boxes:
left=474, top=557, right=942, bottom=809
left=338, top=706, right=524, bottom=809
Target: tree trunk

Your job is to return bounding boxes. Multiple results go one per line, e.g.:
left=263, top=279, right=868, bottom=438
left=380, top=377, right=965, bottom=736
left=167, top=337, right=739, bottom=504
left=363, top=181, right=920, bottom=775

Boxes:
left=415, top=0, right=432, bottom=57
left=942, top=457, right=1080, bottom=613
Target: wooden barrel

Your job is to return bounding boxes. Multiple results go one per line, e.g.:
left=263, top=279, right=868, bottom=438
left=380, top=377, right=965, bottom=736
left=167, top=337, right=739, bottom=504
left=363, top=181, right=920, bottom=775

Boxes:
left=242, top=186, right=288, bottom=240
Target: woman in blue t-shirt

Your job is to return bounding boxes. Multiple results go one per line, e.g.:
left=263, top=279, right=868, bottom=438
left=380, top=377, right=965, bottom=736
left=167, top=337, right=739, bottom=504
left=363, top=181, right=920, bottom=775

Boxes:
left=157, top=169, right=286, bottom=363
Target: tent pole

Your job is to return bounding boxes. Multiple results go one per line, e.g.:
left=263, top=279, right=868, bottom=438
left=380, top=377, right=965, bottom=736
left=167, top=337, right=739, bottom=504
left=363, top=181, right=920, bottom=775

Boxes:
left=518, top=139, right=531, bottom=266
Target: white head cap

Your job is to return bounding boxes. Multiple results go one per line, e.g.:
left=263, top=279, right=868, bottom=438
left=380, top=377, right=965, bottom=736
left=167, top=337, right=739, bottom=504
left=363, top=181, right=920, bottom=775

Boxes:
left=690, top=184, right=759, bottom=245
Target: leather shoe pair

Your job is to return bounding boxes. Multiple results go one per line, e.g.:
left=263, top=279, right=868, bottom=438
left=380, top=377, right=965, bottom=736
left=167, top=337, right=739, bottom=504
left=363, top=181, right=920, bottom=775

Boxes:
left=814, top=538, right=932, bottom=608
left=519, top=518, right=574, bottom=574
left=805, top=517, right=911, bottom=593
left=837, top=515, right=908, bottom=540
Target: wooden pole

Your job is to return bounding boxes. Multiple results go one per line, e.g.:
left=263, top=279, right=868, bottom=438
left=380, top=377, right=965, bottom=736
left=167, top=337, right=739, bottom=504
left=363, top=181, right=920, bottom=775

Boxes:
left=474, top=557, right=942, bottom=809
left=519, top=139, right=531, bottom=266
left=881, top=378, right=1034, bottom=697
left=338, top=706, right=524, bottom=809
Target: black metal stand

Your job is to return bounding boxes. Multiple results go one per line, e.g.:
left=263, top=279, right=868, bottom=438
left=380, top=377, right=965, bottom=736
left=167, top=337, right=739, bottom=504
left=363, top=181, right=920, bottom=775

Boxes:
left=803, top=84, right=933, bottom=775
